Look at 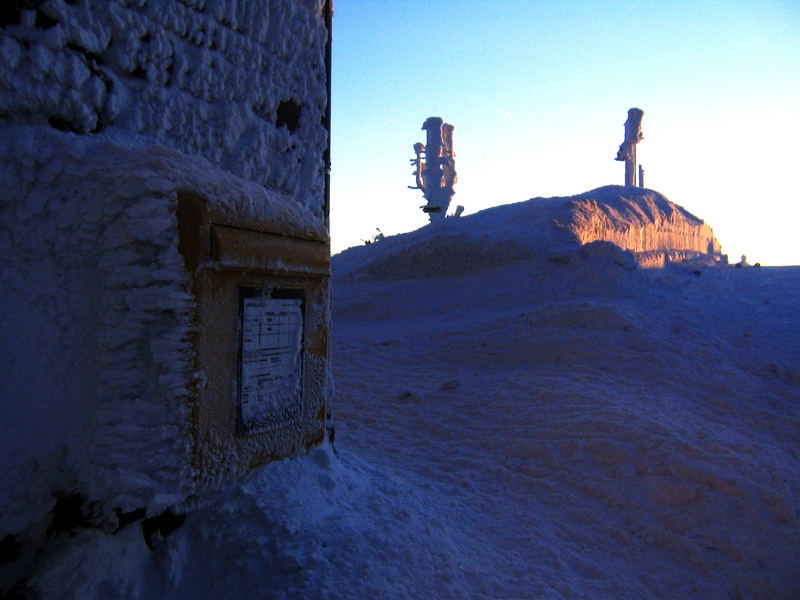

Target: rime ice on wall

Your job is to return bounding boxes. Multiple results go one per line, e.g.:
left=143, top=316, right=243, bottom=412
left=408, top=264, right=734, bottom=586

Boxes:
left=0, top=0, right=328, bottom=218
left=0, top=125, right=329, bottom=540
left=0, top=0, right=330, bottom=544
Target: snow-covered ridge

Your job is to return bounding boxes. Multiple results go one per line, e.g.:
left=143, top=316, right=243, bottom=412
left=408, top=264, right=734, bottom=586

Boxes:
left=334, top=185, right=725, bottom=281
left=566, top=186, right=723, bottom=267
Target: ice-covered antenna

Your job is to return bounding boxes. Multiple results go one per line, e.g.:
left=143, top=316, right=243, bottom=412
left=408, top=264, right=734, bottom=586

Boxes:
left=409, top=117, right=457, bottom=222
left=615, top=108, right=644, bottom=187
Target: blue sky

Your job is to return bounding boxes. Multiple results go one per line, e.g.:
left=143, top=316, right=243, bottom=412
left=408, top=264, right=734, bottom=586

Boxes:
left=330, top=0, right=800, bottom=265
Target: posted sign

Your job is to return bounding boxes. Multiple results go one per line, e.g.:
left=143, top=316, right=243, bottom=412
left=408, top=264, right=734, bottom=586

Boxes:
left=239, top=296, right=303, bottom=432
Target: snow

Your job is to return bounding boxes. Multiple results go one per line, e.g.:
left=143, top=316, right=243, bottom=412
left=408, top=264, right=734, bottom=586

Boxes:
left=0, top=124, right=327, bottom=543
left=1, top=0, right=331, bottom=552
left=333, top=185, right=724, bottom=281
left=8, top=197, right=798, bottom=598
left=0, top=0, right=328, bottom=218
left=1, top=2, right=797, bottom=596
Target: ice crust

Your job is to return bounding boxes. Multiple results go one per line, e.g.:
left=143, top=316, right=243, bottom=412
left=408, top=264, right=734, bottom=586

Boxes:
left=0, top=0, right=329, bottom=546
left=0, top=0, right=328, bottom=219
left=0, top=124, right=326, bottom=541
left=567, top=186, right=723, bottom=266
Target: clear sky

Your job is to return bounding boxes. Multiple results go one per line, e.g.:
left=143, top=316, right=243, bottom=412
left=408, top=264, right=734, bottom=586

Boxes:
left=330, top=0, right=800, bottom=265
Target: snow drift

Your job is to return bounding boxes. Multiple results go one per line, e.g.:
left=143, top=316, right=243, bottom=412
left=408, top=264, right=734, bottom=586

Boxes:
left=334, top=185, right=725, bottom=281
left=566, top=186, right=723, bottom=267
left=326, top=205, right=799, bottom=598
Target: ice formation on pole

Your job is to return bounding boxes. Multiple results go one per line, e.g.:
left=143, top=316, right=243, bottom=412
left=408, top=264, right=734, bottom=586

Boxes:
left=615, top=108, right=644, bottom=187
left=409, top=117, right=457, bottom=221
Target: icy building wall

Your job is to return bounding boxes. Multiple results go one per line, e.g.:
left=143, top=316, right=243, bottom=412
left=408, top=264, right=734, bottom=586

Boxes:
left=0, top=0, right=331, bottom=544
left=0, top=0, right=329, bottom=218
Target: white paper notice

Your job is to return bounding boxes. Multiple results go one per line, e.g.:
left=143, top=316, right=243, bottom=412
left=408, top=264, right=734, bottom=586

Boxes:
left=240, top=296, right=303, bottom=431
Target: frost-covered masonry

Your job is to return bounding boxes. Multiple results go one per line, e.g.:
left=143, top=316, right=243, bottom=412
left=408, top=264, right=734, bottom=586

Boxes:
left=0, top=0, right=328, bottom=218
left=0, top=0, right=331, bottom=547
